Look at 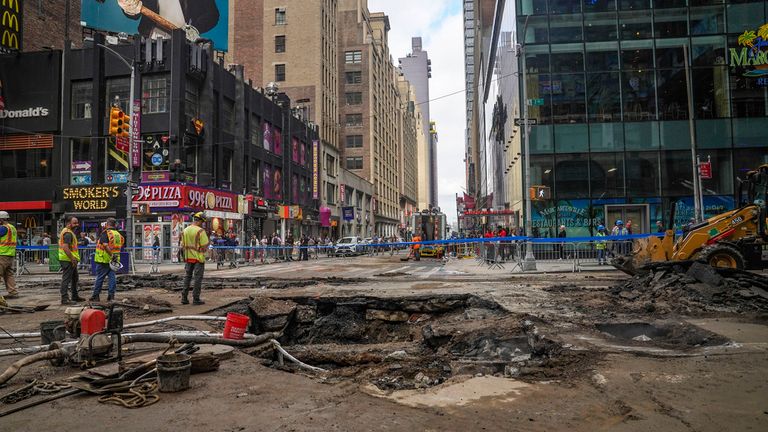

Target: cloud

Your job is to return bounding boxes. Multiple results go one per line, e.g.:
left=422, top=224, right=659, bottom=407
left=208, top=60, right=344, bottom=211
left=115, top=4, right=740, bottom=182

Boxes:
left=369, top=0, right=466, bottom=228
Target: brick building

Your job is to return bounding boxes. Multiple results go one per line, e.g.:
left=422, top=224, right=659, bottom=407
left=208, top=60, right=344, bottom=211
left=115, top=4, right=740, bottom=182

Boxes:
left=22, top=0, right=83, bottom=51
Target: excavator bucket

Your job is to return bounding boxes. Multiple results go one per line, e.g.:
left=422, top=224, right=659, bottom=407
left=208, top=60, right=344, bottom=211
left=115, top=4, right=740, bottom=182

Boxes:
left=611, top=236, right=667, bottom=276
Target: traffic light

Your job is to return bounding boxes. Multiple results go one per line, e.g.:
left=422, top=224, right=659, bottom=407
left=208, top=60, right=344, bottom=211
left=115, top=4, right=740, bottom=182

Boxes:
left=109, top=106, right=130, bottom=137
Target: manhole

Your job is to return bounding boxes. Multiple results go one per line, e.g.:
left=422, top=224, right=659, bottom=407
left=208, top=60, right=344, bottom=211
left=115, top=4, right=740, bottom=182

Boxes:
left=237, top=294, right=597, bottom=390
left=596, top=321, right=728, bottom=348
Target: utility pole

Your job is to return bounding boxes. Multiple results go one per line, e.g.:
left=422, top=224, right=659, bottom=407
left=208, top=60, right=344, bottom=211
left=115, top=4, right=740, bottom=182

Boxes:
left=518, top=15, right=536, bottom=271
left=683, top=44, right=703, bottom=223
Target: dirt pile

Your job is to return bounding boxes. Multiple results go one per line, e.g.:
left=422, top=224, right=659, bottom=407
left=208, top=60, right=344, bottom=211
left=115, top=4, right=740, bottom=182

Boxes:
left=609, top=262, right=768, bottom=314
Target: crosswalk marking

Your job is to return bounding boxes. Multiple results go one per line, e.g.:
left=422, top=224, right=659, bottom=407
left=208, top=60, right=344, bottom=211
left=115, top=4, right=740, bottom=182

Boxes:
left=383, top=265, right=411, bottom=274
left=420, top=267, right=440, bottom=279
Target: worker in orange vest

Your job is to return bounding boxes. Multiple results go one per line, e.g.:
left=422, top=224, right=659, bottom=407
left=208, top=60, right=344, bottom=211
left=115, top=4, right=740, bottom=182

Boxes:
left=412, top=231, right=422, bottom=261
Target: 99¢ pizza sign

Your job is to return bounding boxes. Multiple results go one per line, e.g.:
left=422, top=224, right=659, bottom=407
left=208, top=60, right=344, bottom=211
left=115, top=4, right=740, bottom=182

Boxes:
left=185, top=186, right=236, bottom=212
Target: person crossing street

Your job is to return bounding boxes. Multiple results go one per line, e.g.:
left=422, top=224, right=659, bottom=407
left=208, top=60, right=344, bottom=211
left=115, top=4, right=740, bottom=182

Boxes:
left=59, top=216, right=86, bottom=305
left=180, top=212, right=210, bottom=305
left=90, top=218, right=125, bottom=302
left=0, top=211, right=18, bottom=300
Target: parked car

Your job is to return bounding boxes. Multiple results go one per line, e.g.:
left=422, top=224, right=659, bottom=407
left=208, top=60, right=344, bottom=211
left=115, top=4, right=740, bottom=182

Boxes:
left=334, top=236, right=362, bottom=256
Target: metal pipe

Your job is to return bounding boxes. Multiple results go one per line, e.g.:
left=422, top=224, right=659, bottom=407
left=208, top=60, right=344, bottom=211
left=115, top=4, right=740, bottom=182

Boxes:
left=0, top=316, right=228, bottom=339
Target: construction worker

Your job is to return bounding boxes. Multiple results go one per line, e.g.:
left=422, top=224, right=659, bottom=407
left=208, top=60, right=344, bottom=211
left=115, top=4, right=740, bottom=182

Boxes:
left=90, top=218, right=125, bottom=302
left=59, top=216, right=85, bottom=305
left=180, top=212, right=210, bottom=305
left=595, top=225, right=608, bottom=265
left=0, top=211, right=18, bottom=299
left=412, top=231, right=422, bottom=261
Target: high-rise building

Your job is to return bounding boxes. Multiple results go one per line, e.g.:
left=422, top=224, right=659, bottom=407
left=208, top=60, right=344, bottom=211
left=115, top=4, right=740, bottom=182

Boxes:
left=469, top=0, right=768, bottom=237
left=338, top=0, right=402, bottom=236
left=396, top=75, right=422, bottom=233
left=398, top=37, right=435, bottom=208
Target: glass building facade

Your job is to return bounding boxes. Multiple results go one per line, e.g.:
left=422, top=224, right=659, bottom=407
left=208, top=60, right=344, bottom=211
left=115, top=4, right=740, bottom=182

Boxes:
left=515, top=0, right=768, bottom=237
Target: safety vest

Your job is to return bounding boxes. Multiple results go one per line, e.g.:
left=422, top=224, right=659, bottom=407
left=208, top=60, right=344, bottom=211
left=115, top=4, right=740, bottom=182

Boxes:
left=412, top=235, right=421, bottom=250
left=595, top=232, right=607, bottom=250
left=181, top=225, right=209, bottom=263
left=95, top=229, right=125, bottom=264
left=58, top=227, right=80, bottom=262
left=0, top=223, right=16, bottom=257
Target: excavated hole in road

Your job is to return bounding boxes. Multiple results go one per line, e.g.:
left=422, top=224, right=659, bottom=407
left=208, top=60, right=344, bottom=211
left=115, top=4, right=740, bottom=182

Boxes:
left=233, top=293, right=599, bottom=390
left=595, top=321, right=729, bottom=349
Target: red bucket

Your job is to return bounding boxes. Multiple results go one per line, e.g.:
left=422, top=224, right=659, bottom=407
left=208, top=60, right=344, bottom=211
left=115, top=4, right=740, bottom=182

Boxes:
left=222, top=312, right=250, bottom=340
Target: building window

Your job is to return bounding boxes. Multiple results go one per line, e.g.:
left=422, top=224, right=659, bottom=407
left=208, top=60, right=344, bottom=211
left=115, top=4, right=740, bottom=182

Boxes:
left=345, top=71, right=362, bottom=84
left=250, top=115, right=262, bottom=147
left=345, top=50, right=362, bottom=64
left=223, top=149, right=234, bottom=185
left=275, top=8, right=286, bottom=25
left=142, top=75, right=170, bottom=114
left=222, top=98, right=235, bottom=134
left=325, top=182, right=336, bottom=205
left=345, top=92, right=362, bottom=105
left=250, top=159, right=260, bottom=194
left=345, top=135, right=363, bottom=148
left=346, top=157, right=363, bottom=170
left=275, top=35, right=286, bottom=53
left=105, top=78, right=130, bottom=113
left=0, top=148, right=52, bottom=179
left=275, top=64, right=286, bottom=82
left=185, top=85, right=199, bottom=121
left=70, top=81, right=92, bottom=119
left=325, top=154, right=337, bottom=177
left=345, top=113, right=362, bottom=126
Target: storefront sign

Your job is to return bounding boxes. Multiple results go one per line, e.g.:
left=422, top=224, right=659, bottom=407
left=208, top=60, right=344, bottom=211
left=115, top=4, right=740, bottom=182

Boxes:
left=731, top=24, right=768, bottom=86
left=133, top=184, right=183, bottom=208
left=312, top=140, right=319, bottom=199
left=339, top=184, right=345, bottom=204
left=0, top=51, right=60, bottom=131
left=60, top=185, right=124, bottom=212
left=0, top=106, right=48, bottom=118
left=0, top=0, right=22, bottom=53
left=187, top=186, right=235, bottom=212
left=342, top=206, right=354, bottom=221
left=132, top=184, right=246, bottom=216
left=142, top=171, right=170, bottom=182
left=131, top=99, right=141, bottom=167
left=278, top=205, right=302, bottom=220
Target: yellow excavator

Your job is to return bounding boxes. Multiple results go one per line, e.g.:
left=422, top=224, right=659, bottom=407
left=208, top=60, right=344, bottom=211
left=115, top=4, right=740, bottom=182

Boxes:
left=614, top=164, right=768, bottom=275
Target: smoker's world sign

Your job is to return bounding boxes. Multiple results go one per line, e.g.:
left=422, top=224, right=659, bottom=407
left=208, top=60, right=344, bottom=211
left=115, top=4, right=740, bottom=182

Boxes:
left=731, top=23, right=768, bottom=86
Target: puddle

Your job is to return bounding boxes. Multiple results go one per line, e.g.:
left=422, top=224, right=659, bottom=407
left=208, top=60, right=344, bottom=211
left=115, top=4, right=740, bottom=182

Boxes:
left=595, top=321, right=729, bottom=349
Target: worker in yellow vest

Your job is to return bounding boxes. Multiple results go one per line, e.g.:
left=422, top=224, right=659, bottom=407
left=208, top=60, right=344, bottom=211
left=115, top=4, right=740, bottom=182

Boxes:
left=0, top=211, right=18, bottom=300
left=59, top=215, right=85, bottom=305
left=90, top=217, right=125, bottom=302
left=180, top=212, right=210, bottom=305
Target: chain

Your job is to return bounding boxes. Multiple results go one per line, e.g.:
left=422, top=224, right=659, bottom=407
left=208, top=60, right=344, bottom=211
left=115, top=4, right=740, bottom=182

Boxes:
left=97, top=382, right=160, bottom=409
left=0, top=380, right=71, bottom=404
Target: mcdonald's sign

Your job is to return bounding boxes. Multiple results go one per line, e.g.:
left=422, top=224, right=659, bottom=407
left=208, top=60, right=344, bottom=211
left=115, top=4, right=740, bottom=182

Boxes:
left=0, top=0, right=21, bottom=53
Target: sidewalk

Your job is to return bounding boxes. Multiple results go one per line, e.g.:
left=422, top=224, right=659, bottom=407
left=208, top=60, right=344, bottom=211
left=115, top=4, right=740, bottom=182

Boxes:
left=443, top=256, right=619, bottom=275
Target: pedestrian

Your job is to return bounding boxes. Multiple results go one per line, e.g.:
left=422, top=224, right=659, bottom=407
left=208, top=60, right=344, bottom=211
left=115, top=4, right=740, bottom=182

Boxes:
left=59, top=216, right=85, bottom=305
left=412, top=230, right=422, bottom=261
left=626, top=219, right=633, bottom=235
left=90, top=218, right=125, bottom=302
left=77, top=231, right=90, bottom=270
left=180, top=212, right=210, bottom=305
left=655, top=220, right=664, bottom=233
left=227, top=232, right=239, bottom=268
left=271, top=233, right=281, bottom=261
left=0, top=211, right=18, bottom=300
left=286, top=232, right=295, bottom=261
left=556, top=225, right=567, bottom=260
left=611, top=220, right=629, bottom=255
left=214, top=231, right=228, bottom=269
left=595, top=225, right=608, bottom=265
left=42, top=233, right=51, bottom=264
left=152, top=234, right=161, bottom=264
left=300, top=233, right=309, bottom=261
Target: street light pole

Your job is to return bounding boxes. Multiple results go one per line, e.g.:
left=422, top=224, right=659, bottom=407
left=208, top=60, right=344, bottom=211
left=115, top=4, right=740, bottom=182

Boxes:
left=683, top=43, right=703, bottom=223
left=518, top=15, right=537, bottom=271
left=96, top=43, right=136, bottom=252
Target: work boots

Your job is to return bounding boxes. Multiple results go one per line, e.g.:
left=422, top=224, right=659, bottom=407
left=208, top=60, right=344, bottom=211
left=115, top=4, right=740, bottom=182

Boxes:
left=89, top=295, right=100, bottom=302
left=193, top=299, right=205, bottom=305
left=181, top=296, right=189, bottom=305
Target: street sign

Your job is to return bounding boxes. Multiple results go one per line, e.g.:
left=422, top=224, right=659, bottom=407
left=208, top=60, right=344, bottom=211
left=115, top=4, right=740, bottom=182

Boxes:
left=514, top=118, right=538, bottom=126
left=699, top=161, right=712, bottom=179
left=529, top=185, right=551, bottom=201
left=527, top=98, right=544, bottom=106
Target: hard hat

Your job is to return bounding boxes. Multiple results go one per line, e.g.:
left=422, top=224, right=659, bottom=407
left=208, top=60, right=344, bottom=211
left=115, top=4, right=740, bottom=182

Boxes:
left=598, top=225, right=605, bottom=231
left=192, top=211, right=206, bottom=221
left=0, top=211, right=9, bottom=220
left=616, top=219, right=623, bottom=225
left=109, top=260, right=123, bottom=272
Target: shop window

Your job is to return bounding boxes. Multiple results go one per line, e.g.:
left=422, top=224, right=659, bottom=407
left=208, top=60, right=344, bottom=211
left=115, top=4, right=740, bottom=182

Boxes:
left=692, top=67, right=730, bottom=119
left=554, top=154, right=590, bottom=199
left=275, top=64, right=286, bottom=82
left=625, top=151, right=660, bottom=196
left=587, top=72, right=621, bottom=122
left=142, top=75, right=170, bottom=114
left=105, top=78, right=130, bottom=113
left=622, top=71, right=656, bottom=121
left=656, top=69, right=688, bottom=120
left=654, top=8, right=688, bottom=38
left=584, top=12, right=618, bottom=42
left=551, top=74, right=586, bottom=124
left=730, top=73, right=768, bottom=118
left=555, top=124, right=589, bottom=152
left=549, top=14, right=583, bottom=43
left=689, top=5, right=725, bottom=35
left=696, top=119, right=732, bottom=149
left=589, top=123, right=624, bottom=152
left=619, top=10, right=652, bottom=40
left=70, top=81, right=92, bottom=119
left=591, top=152, right=625, bottom=198
left=661, top=150, right=695, bottom=196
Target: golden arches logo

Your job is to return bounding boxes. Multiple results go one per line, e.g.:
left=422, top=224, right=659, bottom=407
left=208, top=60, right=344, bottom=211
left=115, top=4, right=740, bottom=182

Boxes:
left=2, top=0, right=19, bottom=13
left=1, top=30, right=17, bottom=49
left=1, top=11, right=18, bottom=31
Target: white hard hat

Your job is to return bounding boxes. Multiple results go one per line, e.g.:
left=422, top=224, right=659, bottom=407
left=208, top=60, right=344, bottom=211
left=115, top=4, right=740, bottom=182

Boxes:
left=0, top=211, right=9, bottom=220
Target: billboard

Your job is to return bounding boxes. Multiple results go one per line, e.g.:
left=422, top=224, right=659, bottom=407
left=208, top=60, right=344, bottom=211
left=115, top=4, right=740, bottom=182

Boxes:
left=0, top=0, right=22, bottom=53
left=81, top=0, right=229, bottom=51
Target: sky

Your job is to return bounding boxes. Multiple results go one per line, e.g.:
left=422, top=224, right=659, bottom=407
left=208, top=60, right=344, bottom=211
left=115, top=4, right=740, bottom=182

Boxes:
left=369, top=0, right=465, bottom=228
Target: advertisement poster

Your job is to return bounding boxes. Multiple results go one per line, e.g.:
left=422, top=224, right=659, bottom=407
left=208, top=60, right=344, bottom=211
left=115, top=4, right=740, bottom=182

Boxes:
left=312, top=140, right=319, bottom=199
left=273, top=167, right=283, bottom=200
left=142, top=133, right=170, bottom=174
left=131, top=99, right=141, bottom=167
left=171, top=214, right=182, bottom=263
left=292, top=173, right=299, bottom=203
left=263, top=165, right=273, bottom=200
left=263, top=122, right=272, bottom=152
left=80, top=0, right=230, bottom=51
left=342, top=207, right=355, bottom=221
left=142, top=224, right=160, bottom=260
left=292, top=137, right=300, bottom=163
left=273, top=127, right=282, bottom=155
